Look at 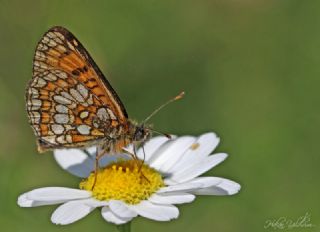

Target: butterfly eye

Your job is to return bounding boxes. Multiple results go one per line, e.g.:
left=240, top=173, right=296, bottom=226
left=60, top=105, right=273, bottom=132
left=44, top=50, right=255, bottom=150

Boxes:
left=134, top=127, right=146, bottom=141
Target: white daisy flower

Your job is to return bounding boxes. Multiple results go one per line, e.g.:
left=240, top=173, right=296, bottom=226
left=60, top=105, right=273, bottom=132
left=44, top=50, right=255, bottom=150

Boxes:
left=17, top=132, right=240, bottom=225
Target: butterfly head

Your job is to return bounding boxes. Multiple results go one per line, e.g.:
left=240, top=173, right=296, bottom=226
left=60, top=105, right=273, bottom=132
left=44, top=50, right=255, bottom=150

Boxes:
left=133, top=124, right=151, bottom=142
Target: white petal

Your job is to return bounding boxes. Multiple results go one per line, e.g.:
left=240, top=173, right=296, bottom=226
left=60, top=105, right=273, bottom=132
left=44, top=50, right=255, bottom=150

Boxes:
left=157, top=182, right=203, bottom=193
left=167, top=133, right=220, bottom=173
left=54, top=147, right=128, bottom=177
left=54, top=148, right=95, bottom=177
left=149, top=193, right=195, bottom=204
left=148, top=136, right=196, bottom=172
left=98, top=145, right=130, bottom=167
left=81, top=198, right=109, bottom=207
left=99, top=154, right=129, bottom=167
left=168, top=153, right=228, bottom=183
left=192, top=133, right=220, bottom=158
left=86, top=146, right=97, bottom=155
left=108, top=200, right=137, bottom=218
left=156, top=136, right=198, bottom=174
left=129, top=201, right=179, bottom=221
left=17, top=193, right=66, bottom=207
left=26, top=187, right=91, bottom=202
left=51, top=199, right=96, bottom=225
left=136, top=136, right=171, bottom=161
left=17, top=193, right=34, bottom=207
left=192, top=178, right=241, bottom=195
left=101, top=207, right=133, bottom=225
left=123, top=144, right=134, bottom=154
left=166, top=176, right=223, bottom=187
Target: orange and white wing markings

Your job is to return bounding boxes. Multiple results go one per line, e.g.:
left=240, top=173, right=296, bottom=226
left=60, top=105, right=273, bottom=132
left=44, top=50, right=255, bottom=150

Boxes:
left=26, top=26, right=128, bottom=152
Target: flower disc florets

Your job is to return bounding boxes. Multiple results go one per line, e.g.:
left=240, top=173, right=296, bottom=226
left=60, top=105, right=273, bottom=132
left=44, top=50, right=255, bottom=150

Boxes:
left=80, top=160, right=164, bottom=204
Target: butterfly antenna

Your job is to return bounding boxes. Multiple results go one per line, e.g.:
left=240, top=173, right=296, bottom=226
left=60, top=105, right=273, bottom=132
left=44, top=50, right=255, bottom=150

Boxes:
left=149, top=128, right=172, bottom=139
left=142, top=91, right=185, bottom=124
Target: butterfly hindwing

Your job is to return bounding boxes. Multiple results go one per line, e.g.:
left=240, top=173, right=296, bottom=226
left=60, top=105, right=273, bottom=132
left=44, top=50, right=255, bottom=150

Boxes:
left=26, top=26, right=128, bottom=152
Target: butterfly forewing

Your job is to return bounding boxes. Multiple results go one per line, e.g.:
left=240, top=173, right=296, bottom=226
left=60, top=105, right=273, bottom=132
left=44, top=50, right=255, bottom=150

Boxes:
left=26, top=26, right=128, bottom=152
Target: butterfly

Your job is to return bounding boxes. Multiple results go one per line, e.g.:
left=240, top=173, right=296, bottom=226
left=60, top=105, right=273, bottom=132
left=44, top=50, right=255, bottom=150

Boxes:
left=26, top=26, right=183, bottom=160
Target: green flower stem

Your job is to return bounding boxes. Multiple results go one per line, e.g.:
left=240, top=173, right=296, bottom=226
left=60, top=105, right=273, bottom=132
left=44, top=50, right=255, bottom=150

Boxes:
left=116, top=222, right=131, bottom=232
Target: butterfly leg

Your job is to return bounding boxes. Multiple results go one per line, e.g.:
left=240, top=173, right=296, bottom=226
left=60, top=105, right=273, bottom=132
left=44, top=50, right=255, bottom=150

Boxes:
left=91, top=146, right=107, bottom=190
left=133, top=144, right=146, bottom=173
left=138, top=145, right=146, bottom=173
left=133, top=146, right=149, bottom=183
left=121, top=148, right=150, bottom=183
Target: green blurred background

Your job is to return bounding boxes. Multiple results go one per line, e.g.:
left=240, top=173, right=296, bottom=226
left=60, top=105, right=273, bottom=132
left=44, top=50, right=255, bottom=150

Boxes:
left=0, top=0, right=319, bottom=231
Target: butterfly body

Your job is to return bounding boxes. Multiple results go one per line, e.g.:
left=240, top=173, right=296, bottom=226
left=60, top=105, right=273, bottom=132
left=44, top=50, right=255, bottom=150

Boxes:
left=26, top=26, right=151, bottom=153
left=89, top=119, right=151, bottom=154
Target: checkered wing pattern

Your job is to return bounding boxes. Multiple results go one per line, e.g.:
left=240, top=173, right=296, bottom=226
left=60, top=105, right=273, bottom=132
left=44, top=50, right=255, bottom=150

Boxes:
left=26, top=26, right=128, bottom=152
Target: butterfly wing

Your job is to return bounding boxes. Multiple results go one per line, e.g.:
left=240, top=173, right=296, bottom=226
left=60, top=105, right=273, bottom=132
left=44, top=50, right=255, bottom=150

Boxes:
left=26, top=26, right=128, bottom=152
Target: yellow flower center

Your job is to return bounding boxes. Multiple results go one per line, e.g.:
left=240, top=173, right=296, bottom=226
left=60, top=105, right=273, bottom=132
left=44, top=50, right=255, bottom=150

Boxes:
left=79, top=160, right=164, bottom=204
